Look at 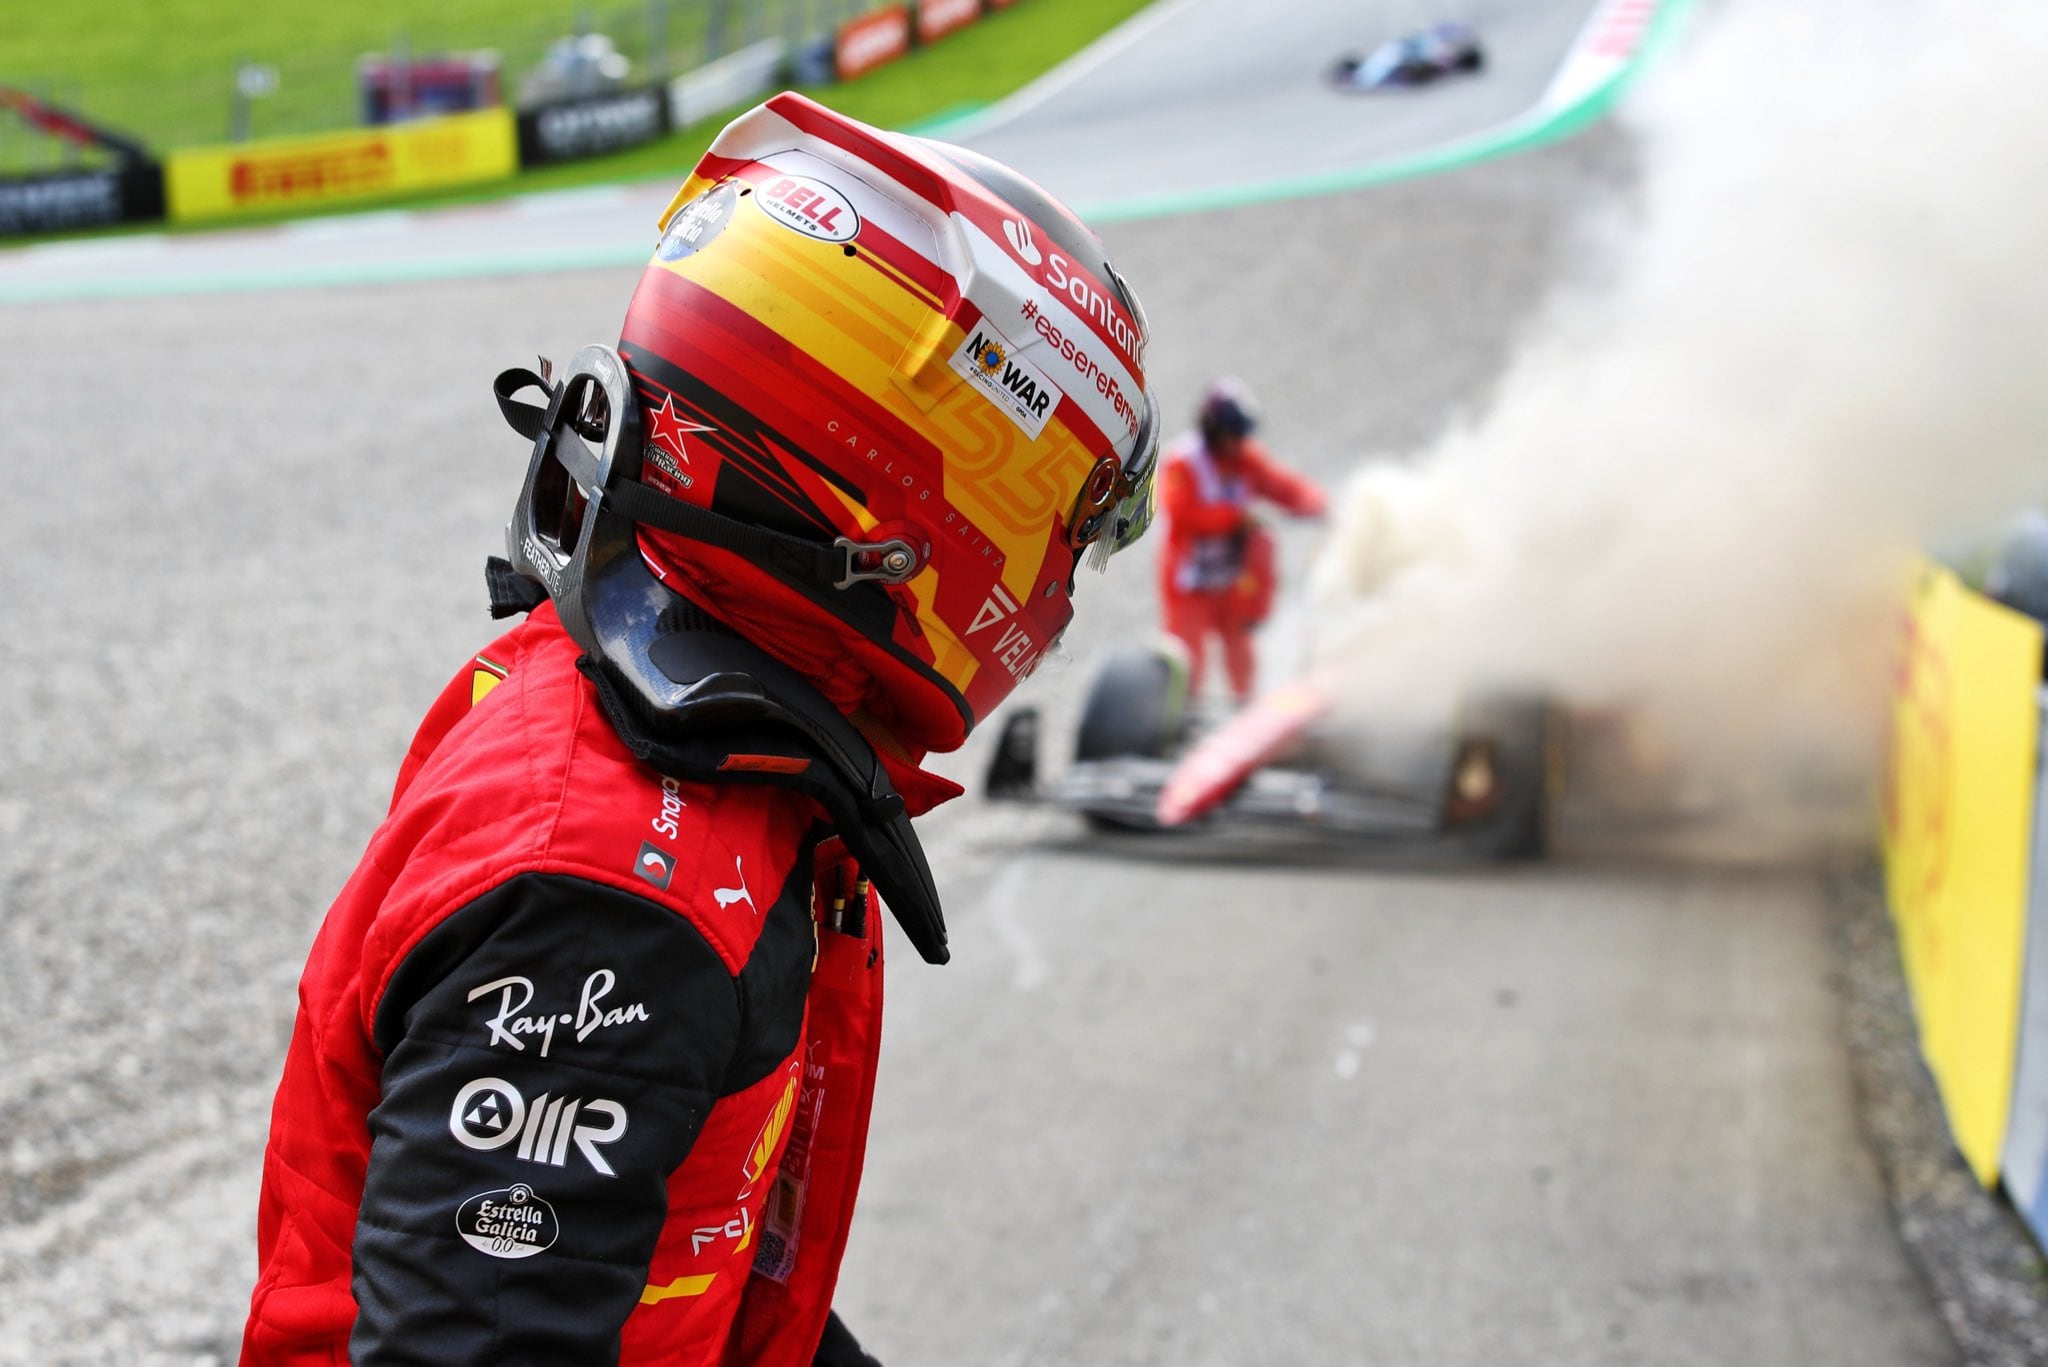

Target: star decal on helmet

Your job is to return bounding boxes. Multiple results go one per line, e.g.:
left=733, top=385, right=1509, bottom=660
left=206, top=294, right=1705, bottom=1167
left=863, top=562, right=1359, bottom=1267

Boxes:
left=646, top=393, right=713, bottom=464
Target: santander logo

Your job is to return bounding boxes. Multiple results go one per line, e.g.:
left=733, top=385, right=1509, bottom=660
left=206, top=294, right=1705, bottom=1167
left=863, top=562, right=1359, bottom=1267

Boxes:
left=1002, top=216, right=1042, bottom=265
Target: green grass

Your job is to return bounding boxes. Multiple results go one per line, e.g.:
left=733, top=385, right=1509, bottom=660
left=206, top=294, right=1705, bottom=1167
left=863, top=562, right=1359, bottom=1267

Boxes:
left=0, top=0, right=1155, bottom=215
left=3, top=0, right=710, bottom=166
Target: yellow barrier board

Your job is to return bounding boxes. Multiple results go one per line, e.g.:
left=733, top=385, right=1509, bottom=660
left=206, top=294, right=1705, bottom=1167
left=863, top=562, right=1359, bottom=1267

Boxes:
left=1883, top=559, right=2043, bottom=1185
left=167, top=109, right=516, bottom=222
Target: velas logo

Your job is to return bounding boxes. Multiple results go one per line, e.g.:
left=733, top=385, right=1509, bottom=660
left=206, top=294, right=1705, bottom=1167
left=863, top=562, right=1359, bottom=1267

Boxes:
left=755, top=175, right=860, bottom=244
left=947, top=318, right=1065, bottom=441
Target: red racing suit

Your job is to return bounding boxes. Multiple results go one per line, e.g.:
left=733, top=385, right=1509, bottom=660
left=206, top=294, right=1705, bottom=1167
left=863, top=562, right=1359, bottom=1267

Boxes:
left=240, top=601, right=947, bottom=1364
left=1156, top=433, right=1326, bottom=700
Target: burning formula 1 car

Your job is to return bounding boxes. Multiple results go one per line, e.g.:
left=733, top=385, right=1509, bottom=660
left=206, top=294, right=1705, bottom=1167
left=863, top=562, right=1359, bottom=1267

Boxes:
left=985, top=644, right=1556, bottom=860
left=1328, top=21, right=1486, bottom=91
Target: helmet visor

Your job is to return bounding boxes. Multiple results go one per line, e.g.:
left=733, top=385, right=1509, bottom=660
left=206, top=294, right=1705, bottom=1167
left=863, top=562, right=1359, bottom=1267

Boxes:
left=1073, top=387, right=1161, bottom=567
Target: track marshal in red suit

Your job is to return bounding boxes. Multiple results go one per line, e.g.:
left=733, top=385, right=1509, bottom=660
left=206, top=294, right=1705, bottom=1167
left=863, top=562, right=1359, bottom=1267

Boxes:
left=1157, top=379, right=1327, bottom=707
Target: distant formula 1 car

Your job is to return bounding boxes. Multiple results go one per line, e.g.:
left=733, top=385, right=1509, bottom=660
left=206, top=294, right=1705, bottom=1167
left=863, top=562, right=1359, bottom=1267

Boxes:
left=1328, top=21, right=1486, bottom=91
left=985, top=644, right=1556, bottom=860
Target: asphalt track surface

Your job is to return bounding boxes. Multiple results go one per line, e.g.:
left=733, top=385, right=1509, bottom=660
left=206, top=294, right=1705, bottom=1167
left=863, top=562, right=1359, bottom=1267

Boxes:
left=0, top=2, right=1959, bottom=1364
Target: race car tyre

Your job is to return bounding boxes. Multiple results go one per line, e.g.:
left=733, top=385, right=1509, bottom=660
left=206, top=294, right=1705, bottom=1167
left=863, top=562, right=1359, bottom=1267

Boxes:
left=1454, top=698, right=1556, bottom=861
left=1074, top=646, right=1186, bottom=763
left=984, top=706, right=1041, bottom=800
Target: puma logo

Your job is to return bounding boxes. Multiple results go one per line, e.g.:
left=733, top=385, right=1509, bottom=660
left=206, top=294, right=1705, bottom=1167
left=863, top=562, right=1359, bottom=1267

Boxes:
left=713, top=857, right=755, bottom=914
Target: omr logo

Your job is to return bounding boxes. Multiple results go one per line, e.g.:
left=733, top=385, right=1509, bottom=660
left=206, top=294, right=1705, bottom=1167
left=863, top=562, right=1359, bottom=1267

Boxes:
left=636, top=841, right=676, bottom=890
left=450, top=1076, right=630, bottom=1176
left=1002, top=217, right=1042, bottom=266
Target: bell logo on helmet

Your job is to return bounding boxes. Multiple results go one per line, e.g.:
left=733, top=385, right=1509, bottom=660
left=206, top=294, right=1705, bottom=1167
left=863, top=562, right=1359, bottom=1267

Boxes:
left=1001, top=217, right=1042, bottom=266
left=755, top=175, right=860, bottom=244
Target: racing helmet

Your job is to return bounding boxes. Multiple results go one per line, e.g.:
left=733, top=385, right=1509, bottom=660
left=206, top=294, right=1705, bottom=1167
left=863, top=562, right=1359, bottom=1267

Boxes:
left=538, top=92, right=1159, bottom=755
left=1197, top=378, right=1259, bottom=445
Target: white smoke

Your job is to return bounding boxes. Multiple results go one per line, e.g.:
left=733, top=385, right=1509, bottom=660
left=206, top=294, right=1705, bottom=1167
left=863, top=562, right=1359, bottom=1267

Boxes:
left=1309, top=0, right=2048, bottom=853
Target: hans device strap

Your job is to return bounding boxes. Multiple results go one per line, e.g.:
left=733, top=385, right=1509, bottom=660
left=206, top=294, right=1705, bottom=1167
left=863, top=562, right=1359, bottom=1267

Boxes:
left=583, top=626, right=947, bottom=966
left=489, top=347, right=947, bottom=964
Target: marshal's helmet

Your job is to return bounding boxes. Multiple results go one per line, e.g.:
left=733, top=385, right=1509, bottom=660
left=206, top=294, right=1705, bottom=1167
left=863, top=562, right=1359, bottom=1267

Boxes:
left=563, top=92, right=1160, bottom=755
left=1196, top=377, right=1259, bottom=447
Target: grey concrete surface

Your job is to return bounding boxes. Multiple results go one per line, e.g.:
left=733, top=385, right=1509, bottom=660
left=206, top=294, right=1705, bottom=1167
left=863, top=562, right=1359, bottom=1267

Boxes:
left=0, top=115, right=1957, bottom=1363
left=960, top=0, right=1598, bottom=209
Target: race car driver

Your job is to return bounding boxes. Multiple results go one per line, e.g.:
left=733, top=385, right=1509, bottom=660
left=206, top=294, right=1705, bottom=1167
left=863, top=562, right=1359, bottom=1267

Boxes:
left=1157, top=380, right=1326, bottom=707
left=238, top=92, right=1160, bottom=1366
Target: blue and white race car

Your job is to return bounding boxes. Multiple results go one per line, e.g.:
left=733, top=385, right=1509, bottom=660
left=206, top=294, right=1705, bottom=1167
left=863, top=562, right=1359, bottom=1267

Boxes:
left=1329, top=22, right=1486, bottom=91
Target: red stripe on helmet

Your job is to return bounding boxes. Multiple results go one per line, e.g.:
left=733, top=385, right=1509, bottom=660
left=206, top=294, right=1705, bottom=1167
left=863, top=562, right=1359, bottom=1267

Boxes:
left=623, top=267, right=950, bottom=513
left=764, top=92, right=960, bottom=215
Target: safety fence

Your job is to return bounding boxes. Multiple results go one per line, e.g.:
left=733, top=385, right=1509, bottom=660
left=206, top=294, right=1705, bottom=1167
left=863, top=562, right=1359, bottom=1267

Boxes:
left=1882, top=557, right=2048, bottom=1247
left=0, top=0, right=1019, bottom=235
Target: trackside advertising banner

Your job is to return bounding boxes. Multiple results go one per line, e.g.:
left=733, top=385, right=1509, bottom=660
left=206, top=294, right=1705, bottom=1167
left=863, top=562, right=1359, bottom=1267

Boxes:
left=916, top=0, right=983, bottom=43
left=517, top=87, right=669, bottom=167
left=2001, top=691, right=2048, bottom=1248
left=0, top=162, right=164, bottom=236
left=1883, top=559, right=2043, bottom=1185
left=166, top=108, right=516, bottom=222
left=837, top=7, right=911, bottom=80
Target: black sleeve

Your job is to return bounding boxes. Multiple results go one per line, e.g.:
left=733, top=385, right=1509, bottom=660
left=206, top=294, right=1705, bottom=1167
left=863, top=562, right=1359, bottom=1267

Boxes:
left=351, top=872, right=742, bottom=1365
left=814, top=1309, right=884, bottom=1367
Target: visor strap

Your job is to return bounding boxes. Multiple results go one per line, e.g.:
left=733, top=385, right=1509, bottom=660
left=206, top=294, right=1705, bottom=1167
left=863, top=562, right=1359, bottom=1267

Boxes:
left=493, top=367, right=551, bottom=440
left=604, top=477, right=848, bottom=592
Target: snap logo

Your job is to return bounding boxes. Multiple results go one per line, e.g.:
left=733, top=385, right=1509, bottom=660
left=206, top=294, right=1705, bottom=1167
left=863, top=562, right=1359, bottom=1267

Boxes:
left=1002, top=216, right=1042, bottom=266
left=450, top=1076, right=629, bottom=1177
left=457, top=1183, right=560, bottom=1259
left=755, top=175, right=859, bottom=244
left=636, top=840, right=676, bottom=890
left=714, top=856, right=755, bottom=915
